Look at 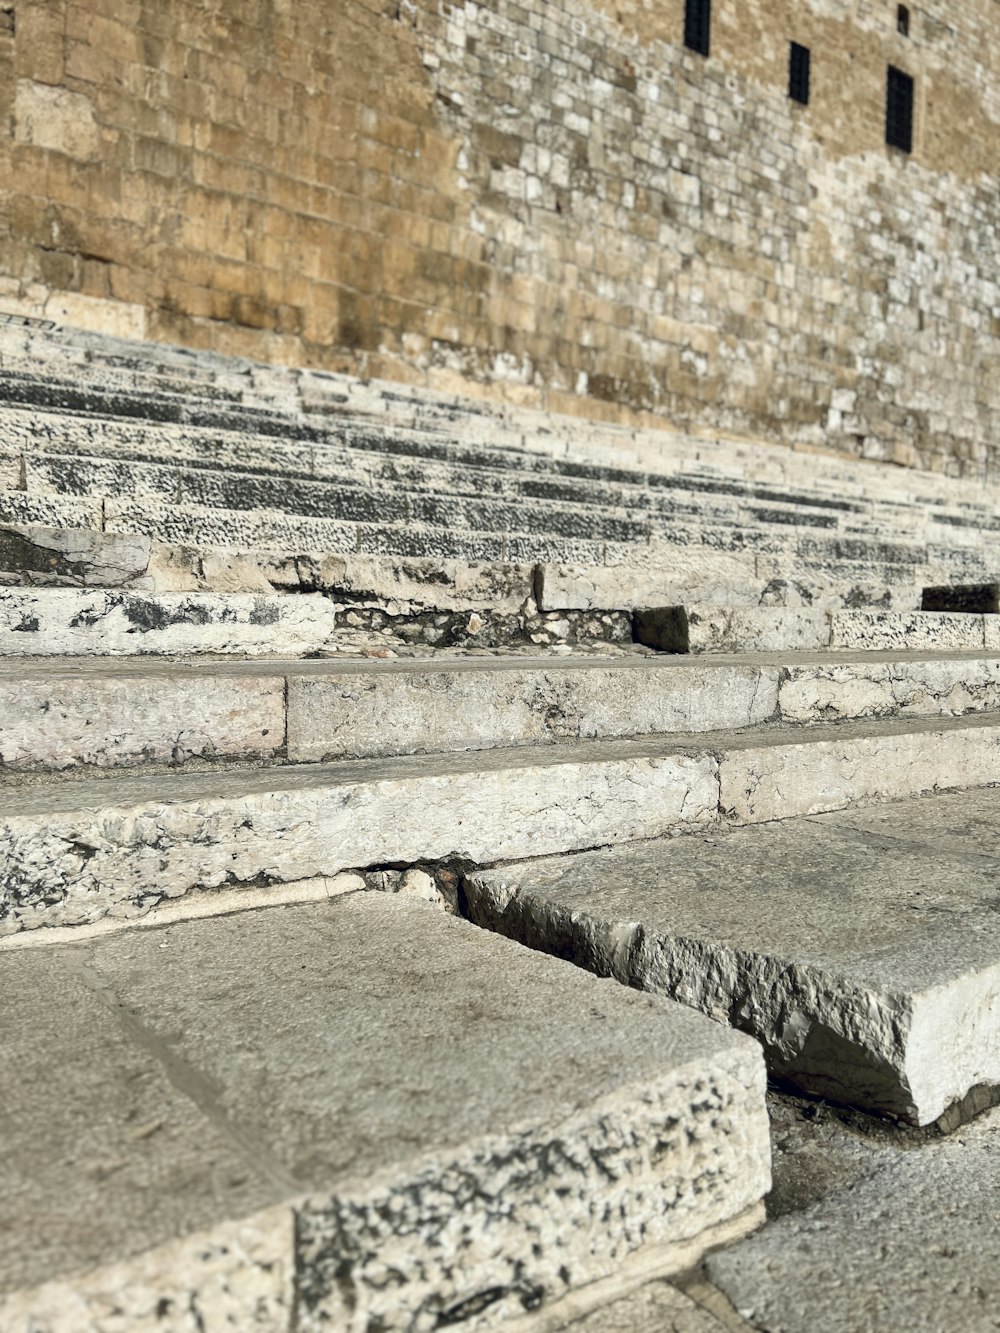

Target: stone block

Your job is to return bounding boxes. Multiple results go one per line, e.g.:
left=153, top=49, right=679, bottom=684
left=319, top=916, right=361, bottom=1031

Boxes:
left=0, top=739, right=720, bottom=934
left=829, top=609, right=986, bottom=651
left=464, top=788, right=1000, bottom=1123
left=14, top=80, right=99, bottom=159
left=286, top=659, right=780, bottom=761
left=0, top=667, right=285, bottom=769
left=0, top=897, right=769, bottom=1328
left=0, top=588, right=336, bottom=656
left=0, top=524, right=151, bottom=587
left=921, top=582, right=999, bottom=614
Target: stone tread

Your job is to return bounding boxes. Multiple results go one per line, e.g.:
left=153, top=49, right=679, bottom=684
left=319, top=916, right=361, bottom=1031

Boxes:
left=463, top=785, right=1000, bottom=1124
left=0, top=893, right=768, bottom=1330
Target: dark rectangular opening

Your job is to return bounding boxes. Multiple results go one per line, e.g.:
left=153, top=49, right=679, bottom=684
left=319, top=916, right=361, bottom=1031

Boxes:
left=922, top=584, right=999, bottom=615
left=684, top=0, right=711, bottom=57
left=886, top=65, right=914, bottom=152
left=789, top=42, right=811, bottom=105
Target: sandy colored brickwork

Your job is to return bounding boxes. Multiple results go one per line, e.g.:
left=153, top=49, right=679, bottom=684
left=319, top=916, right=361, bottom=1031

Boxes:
left=0, top=0, right=997, bottom=475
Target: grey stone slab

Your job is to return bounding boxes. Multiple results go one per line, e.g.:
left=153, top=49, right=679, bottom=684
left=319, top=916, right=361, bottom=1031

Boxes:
left=680, top=607, right=832, bottom=654
left=286, top=660, right=780, bottom=761
left=0, top=587, right=337, bottom=656
left=707, top=1104, right=1000, bottom=1332
left=0, top=895, right=769, bottom=1330
left=0, top=523, right=151, bottom=587
left=777, top=656, right=1000, bottom=723
left=463, top=790, right=1000, bottom=1123
left=0, top=737, right=720, bottom=934
left=8, top=713, right=1000, bottom=933
left=718, top=712, right=1000, bottom=823
left=0, top=670, right=285, bottom=769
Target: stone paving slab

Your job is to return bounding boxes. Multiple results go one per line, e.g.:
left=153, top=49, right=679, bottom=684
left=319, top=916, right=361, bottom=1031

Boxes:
left=463, top=788, right=1000, bottom=1124
left=6, top=713, right=1000, bottom=934
left=706, top=1104, right=1000, bottom=1332
left=0, top=895, right=769, bottom=1331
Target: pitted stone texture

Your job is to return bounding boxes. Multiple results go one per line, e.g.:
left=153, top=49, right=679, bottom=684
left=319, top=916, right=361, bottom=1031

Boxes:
left=0, top=740, right=719, bottom=934
left=778, top=657, right=1000, bottom=723
left=306, top=554, right=535, bottom=612
left=718, top=713, right=1000, bottom=823
left=0, top=524, right=152, bottom=587
left=0, top=1209, right=294, bottom=1333
left=0, top=897, right=770, bottom=1331
left=0, top=588, right=336, bottom=656
left=464, top=791, right=1000, bottom=1123
left=829, top=609, right=987, bottom=651
left=287, top=659, right=779, bottom=761
left=707, top=1105, right=1000, bottom=1332
left=537, top=559, right=760, bottom=613
left=0, top=669, right=285, bottom=769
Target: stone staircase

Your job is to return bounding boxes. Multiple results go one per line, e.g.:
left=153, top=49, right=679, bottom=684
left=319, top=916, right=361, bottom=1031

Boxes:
left=2, top=321, right=999, bottom=1332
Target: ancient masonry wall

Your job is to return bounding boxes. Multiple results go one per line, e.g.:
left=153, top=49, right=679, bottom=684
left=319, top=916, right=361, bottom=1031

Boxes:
left=0, top=0, right=998, bottom=477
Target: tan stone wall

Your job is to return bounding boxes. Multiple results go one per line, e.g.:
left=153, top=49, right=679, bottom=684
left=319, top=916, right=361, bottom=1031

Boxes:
left=1, top=0, right=998, bottom=476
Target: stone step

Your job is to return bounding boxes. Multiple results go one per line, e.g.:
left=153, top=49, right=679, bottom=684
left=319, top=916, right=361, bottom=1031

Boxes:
left=6, top=322, right=1000, bottom=519
left=463, top=785, right=1000, bottom=1125
left=5, top=712, right=1000, bottom=936
left=0, top=587, right=337, bottom=657
left=6, top=649, right=1000, bottom=772
left=0, top=523, right=152, bottom=588
left=706, top=1100, right=1000, bottom=1331
left=639, top=605, right=998, bottom=653
left=0, top=894, right=770, bottom=1330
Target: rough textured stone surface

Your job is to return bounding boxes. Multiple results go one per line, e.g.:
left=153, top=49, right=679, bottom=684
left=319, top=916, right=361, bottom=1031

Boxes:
left=0, top=667, right=285, bottom=769
left=0, top=588, right=336, bottom=656
left=707, top=1104, right=1000, bottom=1332
left=0, top=896, right=769, bottom=1331
left=0, top=524, right=151, bottom=587
left=0, top=739, right=719, bottom=934
left=677, top=608, right=832, bottom=655
left=8, top=712, right=1000, bottom=933
left=717, top=713, right=1000, bottom=823
left=829, top=609, right=987, bottom=652
left=777, top=656, right=1000, bottom=724
left=286, top=658, right=779, bottom=761
left=463, top=788, right=1000, bottom=1123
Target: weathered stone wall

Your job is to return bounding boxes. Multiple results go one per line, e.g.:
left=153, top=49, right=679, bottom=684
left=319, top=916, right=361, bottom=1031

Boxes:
left=1, top=0, right=998, bottom=476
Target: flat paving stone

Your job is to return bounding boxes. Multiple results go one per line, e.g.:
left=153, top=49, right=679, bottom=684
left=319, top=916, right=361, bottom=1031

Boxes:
left=706, top=1104, right=1000, bottom=1332
left=464, top=787, right=1000, bottom=1124
left=0, top=894, right=769, bottom=1331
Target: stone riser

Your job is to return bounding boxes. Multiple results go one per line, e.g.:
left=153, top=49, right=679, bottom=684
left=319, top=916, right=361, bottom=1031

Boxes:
left=5, top=653, right=1000, bottom=772
left=4, top=713, right=1000, bottom=936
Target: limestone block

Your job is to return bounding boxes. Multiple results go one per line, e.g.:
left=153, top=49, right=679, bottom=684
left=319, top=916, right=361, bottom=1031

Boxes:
left=308, top=554, right=534, bottom=611
left=0, top=524, right=151, bottom=587
left=830, top=609, right=986, bottom=651
left=0, top=898, right=770, bottom=1329
left=536, top=557, right=759, bottom=612
left=286, top=660, right=779, bottom=761
left=0, top=589, right=336, bottom=656
left=464, top=793, right=1000, bottom=1122
left=14, top=80, right=99, bottom=159
left=0, top=743, right=720, bottom=934
left=0, top=669, right=285, bottom=769
left=719, top=715, right=1000, bottom=823
left=778, top=657, right=1000, bottom=723
left=670, top=606, right=831, bottom=654
left=921, top=582, right=1000, bottom=614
